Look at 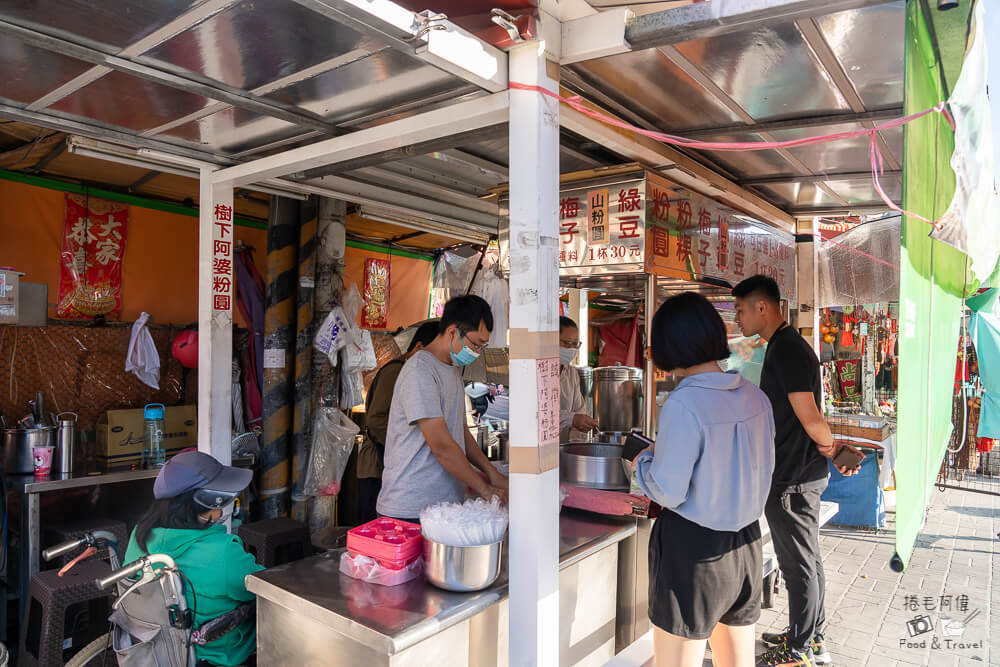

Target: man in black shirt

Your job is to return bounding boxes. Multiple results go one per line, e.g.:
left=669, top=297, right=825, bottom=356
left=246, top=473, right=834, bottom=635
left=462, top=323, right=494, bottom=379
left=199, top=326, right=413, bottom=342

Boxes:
left=733, top=275, right=862, bottom=667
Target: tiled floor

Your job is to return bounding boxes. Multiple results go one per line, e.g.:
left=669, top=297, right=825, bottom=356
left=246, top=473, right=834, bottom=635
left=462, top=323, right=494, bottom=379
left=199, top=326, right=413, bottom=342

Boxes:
left=749, top=487, right=999, bottom=666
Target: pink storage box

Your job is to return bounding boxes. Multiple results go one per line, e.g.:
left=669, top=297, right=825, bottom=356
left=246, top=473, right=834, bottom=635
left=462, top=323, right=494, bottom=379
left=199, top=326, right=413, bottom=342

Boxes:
left=347, top=517, right=423, bottom=569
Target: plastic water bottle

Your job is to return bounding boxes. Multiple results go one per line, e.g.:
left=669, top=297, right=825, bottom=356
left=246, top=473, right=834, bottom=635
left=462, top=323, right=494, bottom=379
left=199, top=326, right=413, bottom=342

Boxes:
left=143, top=403, right=166, bottom=468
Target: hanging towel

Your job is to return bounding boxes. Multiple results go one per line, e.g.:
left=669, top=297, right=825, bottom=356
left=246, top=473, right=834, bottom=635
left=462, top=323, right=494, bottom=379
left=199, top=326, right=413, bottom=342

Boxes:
left=125, top=312, right=160, bottom=389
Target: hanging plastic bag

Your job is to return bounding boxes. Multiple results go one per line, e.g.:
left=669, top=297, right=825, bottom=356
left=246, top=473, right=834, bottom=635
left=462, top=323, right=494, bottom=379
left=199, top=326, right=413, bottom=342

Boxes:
left=343, top=329, right=378, bottom=373
left=340, top=366, right=364, bottom=410
left=314, top=306, right=350, bottom=364
left=342, top=283, right=363, bottom=324
left=125, top=312, right=160, bottom=389
left=470, top=269, right=509, bottom=349
left=303, top=408, right=359, bottom=496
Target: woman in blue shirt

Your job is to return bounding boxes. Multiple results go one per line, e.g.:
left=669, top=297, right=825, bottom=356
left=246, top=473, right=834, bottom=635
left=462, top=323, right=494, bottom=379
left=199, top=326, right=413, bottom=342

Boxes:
left=634, top=292, right=775, bottom=667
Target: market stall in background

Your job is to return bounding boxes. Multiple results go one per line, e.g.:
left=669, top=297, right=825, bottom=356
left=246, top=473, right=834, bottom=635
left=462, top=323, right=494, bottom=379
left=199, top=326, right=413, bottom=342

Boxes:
left=810, top=215, right=902, bottom=530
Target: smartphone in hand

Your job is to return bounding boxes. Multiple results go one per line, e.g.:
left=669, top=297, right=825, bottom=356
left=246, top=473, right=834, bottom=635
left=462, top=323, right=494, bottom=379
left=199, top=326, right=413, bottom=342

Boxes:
left=832, top=446, right=864, bottom=470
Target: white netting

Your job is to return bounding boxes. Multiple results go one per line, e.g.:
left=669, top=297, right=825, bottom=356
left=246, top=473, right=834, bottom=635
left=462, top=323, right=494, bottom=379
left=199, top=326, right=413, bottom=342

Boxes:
left=817, top=216, right=900, bottom=307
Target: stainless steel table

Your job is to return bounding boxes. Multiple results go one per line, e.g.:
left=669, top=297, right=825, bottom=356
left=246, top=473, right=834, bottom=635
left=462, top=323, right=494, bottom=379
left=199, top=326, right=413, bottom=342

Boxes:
left=248, top=510, right=642, bottom=666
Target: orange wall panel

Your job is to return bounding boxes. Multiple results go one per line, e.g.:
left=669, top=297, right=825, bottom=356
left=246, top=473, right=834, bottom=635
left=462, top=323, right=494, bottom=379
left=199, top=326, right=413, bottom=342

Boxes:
left=0, top=179, right=266, bottom=326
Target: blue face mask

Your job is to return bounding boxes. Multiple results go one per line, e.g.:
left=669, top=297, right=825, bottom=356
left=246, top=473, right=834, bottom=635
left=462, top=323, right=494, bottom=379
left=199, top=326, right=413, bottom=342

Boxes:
left=450, top=330, right=481, bottom=367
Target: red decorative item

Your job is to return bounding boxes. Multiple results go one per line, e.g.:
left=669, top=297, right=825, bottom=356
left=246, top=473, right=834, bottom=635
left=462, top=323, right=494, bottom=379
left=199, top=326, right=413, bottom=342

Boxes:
left=171, top=330, right=199, bottom=369
left=841, top=313, right=855, bottom=348
left=56, top=193, right=128, bottom=319
left=361, top=257, right=390, bottom=329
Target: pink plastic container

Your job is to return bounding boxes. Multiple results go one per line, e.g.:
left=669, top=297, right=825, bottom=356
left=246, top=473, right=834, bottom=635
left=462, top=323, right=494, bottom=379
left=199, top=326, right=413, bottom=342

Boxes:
left=347, top=518, right=423, bottom=570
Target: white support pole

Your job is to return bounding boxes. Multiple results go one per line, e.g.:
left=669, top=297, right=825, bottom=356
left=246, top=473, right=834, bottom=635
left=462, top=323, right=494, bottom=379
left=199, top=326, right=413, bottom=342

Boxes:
left=644, top=273, right=657, bottom=437
left=796, top=217, right=821, bottom=353
left=507, top=42, right=561, bottom=667
left=566, top=288, right=588, bottom=365
left=198, top=168, right=234, bottom=465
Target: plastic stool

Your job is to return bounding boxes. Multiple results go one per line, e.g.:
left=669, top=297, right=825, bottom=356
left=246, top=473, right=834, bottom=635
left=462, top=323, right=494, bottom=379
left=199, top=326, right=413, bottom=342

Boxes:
left=18, top=560, right=112, bottom=666
left=43, top=518, right=128, bottom=569
left=237, top=518, right=311, bottom=568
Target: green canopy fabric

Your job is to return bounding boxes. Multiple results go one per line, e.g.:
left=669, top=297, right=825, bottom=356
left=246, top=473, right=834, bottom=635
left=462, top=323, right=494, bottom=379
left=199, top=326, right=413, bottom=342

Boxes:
left=894, top=0, right=976, bottom=571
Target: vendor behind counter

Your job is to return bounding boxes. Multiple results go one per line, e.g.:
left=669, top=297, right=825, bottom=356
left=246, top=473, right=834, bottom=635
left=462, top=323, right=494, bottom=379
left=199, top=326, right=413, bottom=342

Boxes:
left=356, top=321, right=441, bottom=523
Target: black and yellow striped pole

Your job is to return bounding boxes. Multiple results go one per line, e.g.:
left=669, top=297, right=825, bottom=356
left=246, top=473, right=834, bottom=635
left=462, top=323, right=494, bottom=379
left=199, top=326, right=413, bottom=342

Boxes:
left=260, top=196, right=298, bottom=518
left=291, top=198, right=317, bottom=522
left=308, top=198, right=346, bottom=535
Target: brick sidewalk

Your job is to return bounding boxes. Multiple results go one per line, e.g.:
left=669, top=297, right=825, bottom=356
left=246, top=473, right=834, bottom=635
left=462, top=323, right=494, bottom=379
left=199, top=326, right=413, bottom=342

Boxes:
left=752, top=488, right=999, bottom=666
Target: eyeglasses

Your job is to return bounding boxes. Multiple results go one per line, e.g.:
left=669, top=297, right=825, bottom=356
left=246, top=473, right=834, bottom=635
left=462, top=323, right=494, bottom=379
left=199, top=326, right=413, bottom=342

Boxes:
left=460, top=331, right=486, bottom=353
left=560, top=340, right=582, bottom=349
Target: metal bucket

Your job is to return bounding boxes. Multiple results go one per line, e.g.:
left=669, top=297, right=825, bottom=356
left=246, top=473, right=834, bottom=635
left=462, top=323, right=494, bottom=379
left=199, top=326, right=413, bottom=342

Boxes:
left=559, top=443, right=630, bottom=491
left=593, top=366, right=643, bottom=433
left=2, top=426, right=56, bottom=474
left=422, top=538, right=503, bottom=592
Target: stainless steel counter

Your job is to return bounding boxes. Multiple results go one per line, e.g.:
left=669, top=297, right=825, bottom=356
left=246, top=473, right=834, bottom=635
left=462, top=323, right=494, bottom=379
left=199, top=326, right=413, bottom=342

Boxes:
left=6, top=466, right=160, bottom=619
left=6, top=467, right=159, bottom=494
left=247, top=510, right=638, bottom=662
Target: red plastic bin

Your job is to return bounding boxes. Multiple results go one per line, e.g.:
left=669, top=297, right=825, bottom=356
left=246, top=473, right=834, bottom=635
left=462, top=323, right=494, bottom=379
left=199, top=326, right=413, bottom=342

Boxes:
left=347, top=518, right=423, bottom=569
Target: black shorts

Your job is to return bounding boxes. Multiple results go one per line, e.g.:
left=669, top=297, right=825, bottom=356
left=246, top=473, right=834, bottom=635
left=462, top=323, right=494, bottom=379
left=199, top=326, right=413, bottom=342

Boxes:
left=648, top=509, right=763, bottom=639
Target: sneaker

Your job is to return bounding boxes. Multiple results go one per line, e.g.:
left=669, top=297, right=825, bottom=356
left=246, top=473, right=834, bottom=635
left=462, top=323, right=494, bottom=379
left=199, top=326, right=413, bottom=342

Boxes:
left=761, top=631, right=830, bottom=664
left=756, top=643, right=815, bottom=667
left=811, top=634, right=831, bottom=665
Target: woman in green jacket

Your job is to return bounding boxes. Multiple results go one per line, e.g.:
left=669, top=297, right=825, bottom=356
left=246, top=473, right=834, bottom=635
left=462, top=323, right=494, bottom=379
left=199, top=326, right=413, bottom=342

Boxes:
left=125, top=451, right=264, bottom=667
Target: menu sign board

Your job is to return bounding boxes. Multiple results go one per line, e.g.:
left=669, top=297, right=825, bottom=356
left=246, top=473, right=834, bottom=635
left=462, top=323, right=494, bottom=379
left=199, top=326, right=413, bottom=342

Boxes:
left=500, top=171, right=795, bottom=299
left=558, top=178, right=646, bottom=272
left=644, top=173, right=796, bottom=302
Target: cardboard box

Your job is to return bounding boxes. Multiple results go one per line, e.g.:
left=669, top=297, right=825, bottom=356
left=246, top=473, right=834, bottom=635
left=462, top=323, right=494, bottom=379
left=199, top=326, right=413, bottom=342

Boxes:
left=0, top=269, right=23, bottom=325
left=97, top=406, right=197, bottom=466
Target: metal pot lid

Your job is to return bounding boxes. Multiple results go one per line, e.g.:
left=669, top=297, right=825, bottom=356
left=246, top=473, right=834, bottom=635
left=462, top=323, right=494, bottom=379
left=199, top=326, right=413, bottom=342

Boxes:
left=593, top=366, right=643, bottom=381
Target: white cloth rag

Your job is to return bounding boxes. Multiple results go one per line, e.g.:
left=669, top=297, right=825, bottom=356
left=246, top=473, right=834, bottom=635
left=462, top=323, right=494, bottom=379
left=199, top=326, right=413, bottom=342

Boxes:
left=125, top=312, right=160, bottom=389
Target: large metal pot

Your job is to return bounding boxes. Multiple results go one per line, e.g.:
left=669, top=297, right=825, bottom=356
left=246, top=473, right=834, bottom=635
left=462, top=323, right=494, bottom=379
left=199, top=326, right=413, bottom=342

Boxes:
left=593, top=366, right=643, bottom=433
left=2, top=427, right=56, bottom=474
left=423, top=538, right=503, bottom=592
left=559, top=443, right=630, bottom=491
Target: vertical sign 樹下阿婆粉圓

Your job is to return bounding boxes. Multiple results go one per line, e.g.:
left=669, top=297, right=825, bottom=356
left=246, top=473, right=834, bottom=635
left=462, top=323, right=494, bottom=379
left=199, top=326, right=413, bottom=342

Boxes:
left=57, top=193, right=129, bottom=319
left=362, top=257, right=390, bottom=329
left=212, top=204, right=234, bottom=314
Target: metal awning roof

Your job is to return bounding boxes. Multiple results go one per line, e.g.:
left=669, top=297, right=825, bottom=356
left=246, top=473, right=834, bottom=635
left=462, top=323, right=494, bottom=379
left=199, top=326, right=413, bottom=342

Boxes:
left=0, top=0, right=904, bottom=232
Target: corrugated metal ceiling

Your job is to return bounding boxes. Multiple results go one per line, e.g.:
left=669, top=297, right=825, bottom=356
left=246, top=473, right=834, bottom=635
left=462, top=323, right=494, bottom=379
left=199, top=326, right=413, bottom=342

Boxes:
left=0, top=0, right=904, bottom=229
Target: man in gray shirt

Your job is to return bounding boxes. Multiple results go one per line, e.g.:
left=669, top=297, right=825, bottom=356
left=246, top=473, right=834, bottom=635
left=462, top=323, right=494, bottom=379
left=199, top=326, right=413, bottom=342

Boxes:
left=377, top=295, right=509, bottom=521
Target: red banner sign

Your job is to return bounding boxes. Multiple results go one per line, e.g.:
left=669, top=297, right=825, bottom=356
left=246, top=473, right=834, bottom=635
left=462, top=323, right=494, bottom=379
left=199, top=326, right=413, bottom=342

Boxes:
left=362, top=257, right=390, bottom=329
left=836, top=359, right=861, bottom=400
left=57, top=193, right=128, bottom=319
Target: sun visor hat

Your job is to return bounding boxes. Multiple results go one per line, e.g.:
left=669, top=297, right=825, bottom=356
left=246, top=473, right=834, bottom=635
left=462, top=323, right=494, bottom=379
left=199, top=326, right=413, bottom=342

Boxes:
left=154, top=451, right=253, bottom=509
